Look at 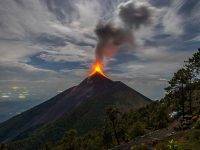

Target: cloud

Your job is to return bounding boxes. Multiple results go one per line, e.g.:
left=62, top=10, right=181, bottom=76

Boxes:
left=134, top=46, right=193, bottom=63
left=118, top=0, right=152, bottom=29
left=0, top=0, right=198, bottom=103
left=0, top=0, right=57, bottom=40
left=190, top=1, right=200, bottom=24
left=0, top=0, right=97, bottom=75
left=186, top=35, right=200, bottom=42
left=75, top=0, right=101, bottom=29
left=162, top=0, right=184, bottom=36
left=108, top=46, right=194, bottom=99
left=0, top=41, right=42, bottom=63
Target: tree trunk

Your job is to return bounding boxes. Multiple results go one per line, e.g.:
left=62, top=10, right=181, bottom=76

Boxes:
left=189, top=80, right=192, bottom=114
left=181, top=83, right=185, bottom=117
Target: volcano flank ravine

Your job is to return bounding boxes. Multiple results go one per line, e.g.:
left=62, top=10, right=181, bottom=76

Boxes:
left=0, top=72, right=151, bottom=144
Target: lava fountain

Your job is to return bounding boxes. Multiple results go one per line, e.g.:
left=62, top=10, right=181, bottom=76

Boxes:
left=89, top=60, right=107, bottom=77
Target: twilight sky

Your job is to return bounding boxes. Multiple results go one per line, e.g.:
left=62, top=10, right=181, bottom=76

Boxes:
left=0, top=0, right=199, bottom=122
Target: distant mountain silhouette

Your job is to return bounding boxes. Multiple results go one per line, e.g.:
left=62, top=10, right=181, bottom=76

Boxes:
left=0, top=72, right=151, bottom=143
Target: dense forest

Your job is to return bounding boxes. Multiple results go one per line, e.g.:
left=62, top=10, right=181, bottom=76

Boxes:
left=1, top=49, right=200, bottom=150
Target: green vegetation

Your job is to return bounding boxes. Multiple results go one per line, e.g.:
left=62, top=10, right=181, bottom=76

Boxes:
left=155, top=129, right=200, bottom=150
left=165, top=49, right=200, bottom=116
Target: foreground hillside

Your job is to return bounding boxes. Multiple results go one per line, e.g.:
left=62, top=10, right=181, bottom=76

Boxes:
left=5, top=98, right=199, bottom=150
left=115, top=128, right=200, bottom=150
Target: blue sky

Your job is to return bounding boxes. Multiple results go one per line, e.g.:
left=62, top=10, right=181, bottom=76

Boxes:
left=0, top=0, right=199, bottom=122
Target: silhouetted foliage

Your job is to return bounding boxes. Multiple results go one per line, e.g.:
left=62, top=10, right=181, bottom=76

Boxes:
left=166, top=49, right=200, bottom=116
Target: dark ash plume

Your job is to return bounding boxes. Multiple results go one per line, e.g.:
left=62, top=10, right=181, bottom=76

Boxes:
left=95, top=23, right=134, bottom=61
left=119, top=2, right=151, bottom=29
left=95, top=1, right=152, bottom=61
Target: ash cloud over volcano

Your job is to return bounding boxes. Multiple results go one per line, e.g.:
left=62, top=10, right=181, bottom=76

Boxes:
left=95, top=1, right=152, bottom=61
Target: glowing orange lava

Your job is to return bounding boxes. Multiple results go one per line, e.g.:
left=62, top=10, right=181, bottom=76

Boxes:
left=89, top=60, right=106, bottom=77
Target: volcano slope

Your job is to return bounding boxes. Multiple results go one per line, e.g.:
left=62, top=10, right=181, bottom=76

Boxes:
left=0, top=72, right=151, bottom=145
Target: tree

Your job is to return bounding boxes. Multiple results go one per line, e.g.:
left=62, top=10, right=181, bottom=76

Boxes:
left=183, top=68, right=193, bottom=114
left=166, top=49, right=200, bottom=116
left=102, top=126, right=114, bottom=148
left=80, top=130, right=103, bottom=150
left=105, top=107, right=120, bottom=145
left=0, top=143, right=7, bottom=150
left=60, top=129, right=78, bottom=150
left=187, top=49, right=200, bottom=75
left=185, top=49, right=200, bottom=113
left=130, top=122, right=145, bottom=138
left=166, top=68, right=191, bottom=117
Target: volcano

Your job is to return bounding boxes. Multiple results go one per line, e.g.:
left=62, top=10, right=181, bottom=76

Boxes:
left=0, top=72, right=151, bottom=143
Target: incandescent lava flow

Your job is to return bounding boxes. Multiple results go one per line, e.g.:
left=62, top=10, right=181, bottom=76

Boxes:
left=89, top=60, right=107, bottom=77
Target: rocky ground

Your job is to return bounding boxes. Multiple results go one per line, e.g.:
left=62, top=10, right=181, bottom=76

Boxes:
left=112, top=115, right=200, bottom=150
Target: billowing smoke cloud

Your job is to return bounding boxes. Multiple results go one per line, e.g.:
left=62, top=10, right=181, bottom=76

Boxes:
left=95, top=1, right=152, bottom=62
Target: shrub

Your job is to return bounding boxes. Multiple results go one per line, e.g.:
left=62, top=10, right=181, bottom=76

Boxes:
left=131, top=143, right=148, bottom=150
left=154, top=142, right=168, bottom=150
left=188, top=129, right=200, bottom=142
left=194, top=120, right=200, bottom=129
left=130, top=122, right=145, bottom=138
left=167, top=139, right=183, bottom=150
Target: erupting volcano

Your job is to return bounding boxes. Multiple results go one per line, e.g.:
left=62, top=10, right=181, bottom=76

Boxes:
left=89, top=60, right=106, bottom=77
left=0, top=2, right=154, bottom=140
left=0, top=59, right=152, bottom=142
